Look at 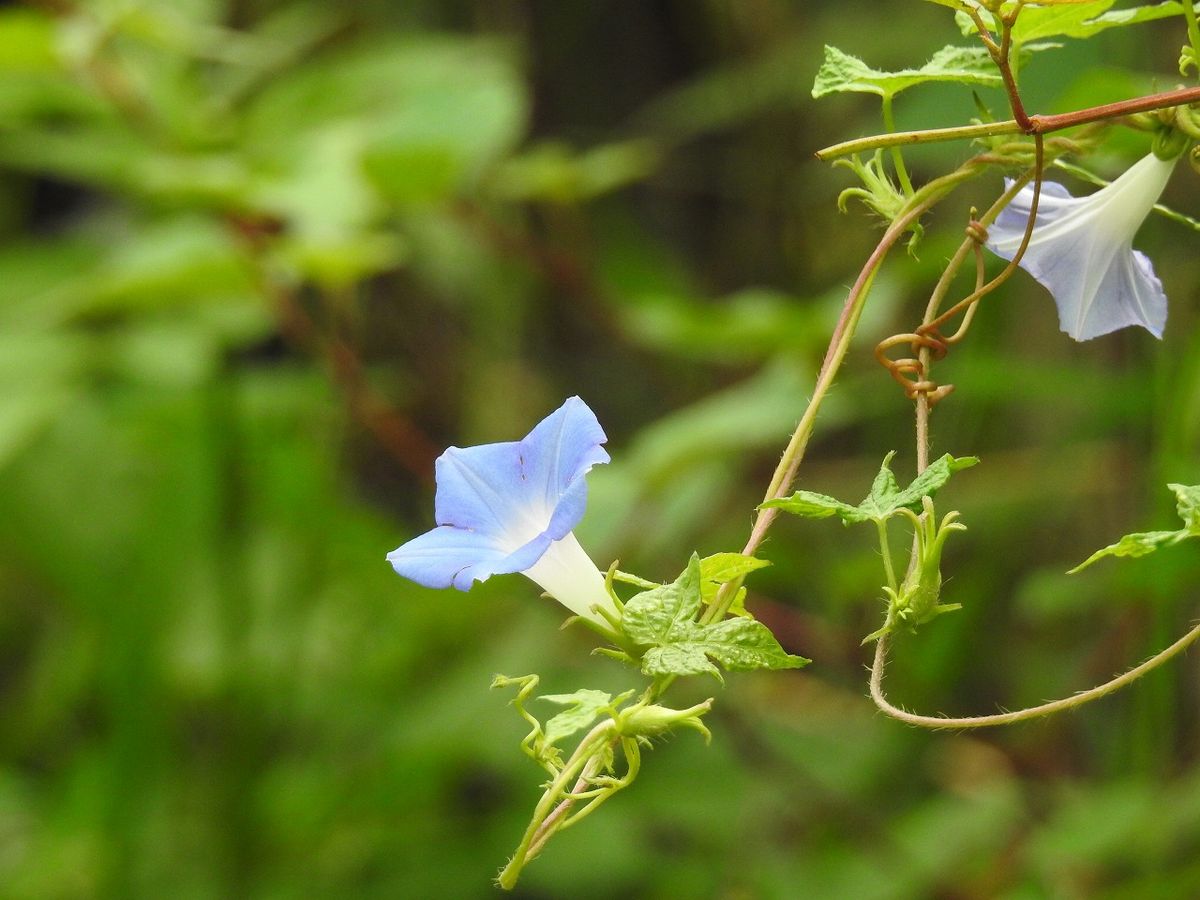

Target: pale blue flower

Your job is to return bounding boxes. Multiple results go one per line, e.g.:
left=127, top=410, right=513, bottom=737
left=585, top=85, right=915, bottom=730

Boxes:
left=387, top=397, right=618, bottom=626
left=987, top=153, right=1176, bottom=341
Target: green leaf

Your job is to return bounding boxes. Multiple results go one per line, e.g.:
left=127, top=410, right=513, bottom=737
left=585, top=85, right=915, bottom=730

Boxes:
left=887, top=454, right=979, bottom=515
left=958, top=1, right=1189, bottom=45
left=699, top=552, right=770, bottom=585
left=811, top=44, right=1006, bottom=100
left=1070, top=482, right=1200, bottom=572
left=624, top=555, right=808, bottom=678
left=640, top=618, right=809, bottom=679
left=1086, top=1, right=1195, bottom=34
left=1169, top=483, right=1200, bottom=531
left=760, top=489, right=861, bottom=521
left=622, top=554, right=704, bottom=647
left=699, top=552, right=770, bottom=605
left=763, top=452, right=977, bottom=526
left=1068, top=530, right=1188, bottom=573
left=539, top=690, right=614, bottom=747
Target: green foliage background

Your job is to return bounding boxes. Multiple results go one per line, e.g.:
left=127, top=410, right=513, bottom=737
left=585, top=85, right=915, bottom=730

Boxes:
left=1, top=0, right=1199, bottom=896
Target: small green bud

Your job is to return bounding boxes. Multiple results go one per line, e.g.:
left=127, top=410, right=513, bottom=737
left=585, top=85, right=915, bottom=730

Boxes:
left=1152, top=126, right=1190, bottom=161
left=620, top=699, right=713, bottom=743
left=866, top=498, right=965, bottom=643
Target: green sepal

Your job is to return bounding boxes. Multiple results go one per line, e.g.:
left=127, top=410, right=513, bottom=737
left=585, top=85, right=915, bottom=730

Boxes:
left=623, top=555, right=808, bottom=679
left=834, top=152, right=921, bottom=239
left=1070, top=482, right=1200, bottom=573
left=763, top=452, right=978, bottom=526
left=610, top=569, right=659, bottom=590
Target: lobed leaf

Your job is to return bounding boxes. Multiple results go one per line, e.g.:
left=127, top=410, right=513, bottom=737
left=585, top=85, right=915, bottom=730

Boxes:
left=640, top=619, right=809, bottom=679
left=760, top=490, right=862, bottom=522
left=1068, top=530, right=1188, bottom=573
left=623, top=555, right=703, bottom=647
left=1070, top=483, right=1200, bottom=572
left=812, top=44, right=1006, bottom=100
left=625, top=555, right=807, bottom=678
left=764, top=452, right=977, bottom=526
left=958, top=0, right=1190, bottom=45
left=887, top=454, right=979, bottom=514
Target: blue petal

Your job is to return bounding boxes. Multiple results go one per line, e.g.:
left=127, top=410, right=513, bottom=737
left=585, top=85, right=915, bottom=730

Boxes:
left=519, top=396, right=609, bottom=541
left=986, top=155, right=1174, bottom=342
left=433, top=441, right=533, bottom=537
left=432, top=396, right=608, bottom=542
left=387, top=525, right=554, bottom=591
left=391, top=397, right=609, bottom=592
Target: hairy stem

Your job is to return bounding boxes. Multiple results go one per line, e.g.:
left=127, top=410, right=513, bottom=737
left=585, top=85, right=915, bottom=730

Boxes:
left=700, top=160, right=986, bottom=624
left=815, top=86, right=1200, bottom=161
left=497, top=721, right=614, bottom=889
left=869, top=620, right=1200, bottom=729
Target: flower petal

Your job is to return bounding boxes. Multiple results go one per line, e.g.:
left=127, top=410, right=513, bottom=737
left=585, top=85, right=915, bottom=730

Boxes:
left=431, top=396, right=608, bottom=545
left=434, top=441, right=537, bottom=539
left=986, top=154, right=1174, bottom=342
left=391, top=397, right=611, bottom=605
left=387, top=525, right=554, bottom=591
left=519, top=396, right=609, bottom=541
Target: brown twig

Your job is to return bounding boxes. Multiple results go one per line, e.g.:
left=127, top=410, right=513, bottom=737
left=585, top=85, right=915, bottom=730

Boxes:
left=227, top=215, right=439, bottom=483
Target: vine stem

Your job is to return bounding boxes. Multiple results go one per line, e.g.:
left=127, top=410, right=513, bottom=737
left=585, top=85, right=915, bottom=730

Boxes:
left=699, top=160, right=985, bottom=624
left=871, top=132, right=1200, bottom=729
left=497, top=720, right=614, bottom=889
left=814, top=86, right=1200, bottom=161
left=869, top=620, right=1200, bottom=730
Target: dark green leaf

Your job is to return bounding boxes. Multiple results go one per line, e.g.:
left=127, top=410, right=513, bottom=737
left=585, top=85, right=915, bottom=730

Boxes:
left=640, top=618, right=809, bottom=679
left=625, top=555, right=806, bottom=678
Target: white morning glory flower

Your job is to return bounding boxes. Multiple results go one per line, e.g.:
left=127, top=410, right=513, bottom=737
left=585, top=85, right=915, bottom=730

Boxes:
left=387, top=396, right=619, bottom=627
left=987, top=153, right=1176, bottom=342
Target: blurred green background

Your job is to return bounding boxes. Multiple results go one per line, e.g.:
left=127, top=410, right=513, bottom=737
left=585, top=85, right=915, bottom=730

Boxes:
left=1, top=0, right=1199, bottom=897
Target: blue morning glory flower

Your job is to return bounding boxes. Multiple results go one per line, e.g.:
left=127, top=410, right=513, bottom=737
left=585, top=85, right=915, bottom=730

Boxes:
left=387, top=396, right=619, bottom=626
left=987, top=153, right=1176, bottom=342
